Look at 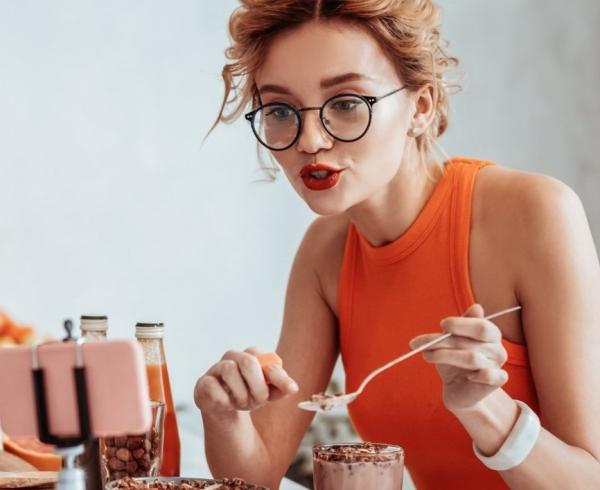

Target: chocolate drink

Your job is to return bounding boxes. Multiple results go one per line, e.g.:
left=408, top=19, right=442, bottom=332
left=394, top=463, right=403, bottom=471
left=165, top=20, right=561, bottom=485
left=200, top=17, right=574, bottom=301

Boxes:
left=313, top=443, right=404, bottom=490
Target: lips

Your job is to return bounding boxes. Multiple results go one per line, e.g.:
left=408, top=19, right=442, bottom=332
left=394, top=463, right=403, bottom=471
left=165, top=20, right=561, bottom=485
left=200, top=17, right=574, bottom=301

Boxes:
left=299, top=163, right=344, bottom=191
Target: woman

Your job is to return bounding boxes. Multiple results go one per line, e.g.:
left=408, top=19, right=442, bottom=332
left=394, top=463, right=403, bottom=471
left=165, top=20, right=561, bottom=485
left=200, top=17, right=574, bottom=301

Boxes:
left=194, top=1, right=600, bottom=488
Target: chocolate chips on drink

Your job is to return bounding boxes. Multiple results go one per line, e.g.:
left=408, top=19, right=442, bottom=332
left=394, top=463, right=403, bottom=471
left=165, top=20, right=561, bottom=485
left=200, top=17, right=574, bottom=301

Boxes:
left=314, top=442, right=401, bottom=463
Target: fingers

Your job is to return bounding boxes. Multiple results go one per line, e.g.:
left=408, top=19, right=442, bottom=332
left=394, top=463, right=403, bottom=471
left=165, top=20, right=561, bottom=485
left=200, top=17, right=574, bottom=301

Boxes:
left=409, top=333, right=446, bottom=350
left=195, top=349, right=298, bottom=414
left=232, top=350, right=271, bottom=404
left=217, top=359, right=251, bottom=408
left=244, top=349, right=297, bottom=396
left=411, top=304, right=502, bottom=347
left=462, top=303, right=485, bottom=318
left=194, top=375, right=234, bottom=412
left=423, top=349, right=497, bottom=370
left=411, top=334, right=507, bottom=366
left=264, top=364, right=299, bottom=396
left=407, top=306, right=512, bottom=410
left=440, top=315, right=502, bottom=343
left=467, top=368, right=509, bottom=387
left=215, top=350, right=269, bottom=405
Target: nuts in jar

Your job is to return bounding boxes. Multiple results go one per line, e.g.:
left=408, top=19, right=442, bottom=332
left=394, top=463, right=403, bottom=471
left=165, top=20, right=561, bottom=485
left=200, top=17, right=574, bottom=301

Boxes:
left=100, top=401, right=165, bottom=483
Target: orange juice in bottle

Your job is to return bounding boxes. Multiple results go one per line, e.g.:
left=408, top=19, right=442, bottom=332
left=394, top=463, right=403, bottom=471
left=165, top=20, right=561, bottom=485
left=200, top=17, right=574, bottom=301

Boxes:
left=135, top=322, right=180, bottom=476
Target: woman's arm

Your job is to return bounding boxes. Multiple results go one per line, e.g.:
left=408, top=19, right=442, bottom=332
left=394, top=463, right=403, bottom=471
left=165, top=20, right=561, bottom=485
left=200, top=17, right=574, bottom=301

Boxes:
left=197, top=217, right=342, bottom=489
left=413, top=173, right=600, bottom=488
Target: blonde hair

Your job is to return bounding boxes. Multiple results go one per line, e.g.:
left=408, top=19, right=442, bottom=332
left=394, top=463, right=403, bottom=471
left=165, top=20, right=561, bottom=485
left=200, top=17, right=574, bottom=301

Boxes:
left=213, top=0, right=460, bottom=180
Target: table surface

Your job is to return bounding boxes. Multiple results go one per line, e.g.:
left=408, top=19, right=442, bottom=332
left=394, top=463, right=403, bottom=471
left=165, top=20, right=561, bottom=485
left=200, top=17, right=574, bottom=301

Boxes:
left=178, top=407, right=306, bottom=490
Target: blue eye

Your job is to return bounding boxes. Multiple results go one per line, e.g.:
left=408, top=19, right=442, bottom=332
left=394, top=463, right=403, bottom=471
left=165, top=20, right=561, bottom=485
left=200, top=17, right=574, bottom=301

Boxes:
left=330, top=98, right=362, bottom=112
left=266, top=106, right=294, bottom=121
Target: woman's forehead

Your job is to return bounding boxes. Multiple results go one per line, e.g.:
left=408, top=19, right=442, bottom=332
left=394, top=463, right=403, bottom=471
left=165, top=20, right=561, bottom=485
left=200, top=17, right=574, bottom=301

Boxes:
left=255, top=20, right=399, bottom=93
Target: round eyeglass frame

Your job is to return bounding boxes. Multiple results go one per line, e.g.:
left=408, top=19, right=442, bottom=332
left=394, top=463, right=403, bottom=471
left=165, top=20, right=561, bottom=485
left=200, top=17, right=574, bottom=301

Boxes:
left=244, top=86, right=406, bottom=151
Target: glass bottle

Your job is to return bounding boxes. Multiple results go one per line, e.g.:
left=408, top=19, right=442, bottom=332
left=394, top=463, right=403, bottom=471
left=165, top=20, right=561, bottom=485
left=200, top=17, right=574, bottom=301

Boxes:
left=135, top=322, right=180, bottom=476
left=79, top=315, right=108, bottom=490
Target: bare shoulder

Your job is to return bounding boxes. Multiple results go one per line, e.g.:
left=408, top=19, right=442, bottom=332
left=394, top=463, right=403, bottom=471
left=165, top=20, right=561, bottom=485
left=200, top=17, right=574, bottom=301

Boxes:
left=473, top=165, right=592, bottom=264
left=296, top=214, right=350, bottom=314
left=475, top=164, right=584, bottom=229
left=301, top=214, right=350, bottom=257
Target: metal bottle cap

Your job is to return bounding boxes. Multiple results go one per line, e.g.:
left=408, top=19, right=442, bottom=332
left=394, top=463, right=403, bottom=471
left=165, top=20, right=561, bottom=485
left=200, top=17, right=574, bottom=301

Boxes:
left=135, top=322, right=165, bottom=339
left=80, top=315, right=108, bottom=333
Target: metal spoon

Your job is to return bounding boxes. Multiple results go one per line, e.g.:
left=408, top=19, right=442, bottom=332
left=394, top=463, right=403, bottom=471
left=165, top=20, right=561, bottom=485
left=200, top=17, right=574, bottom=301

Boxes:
left=298, top=305, right=522, bottom=412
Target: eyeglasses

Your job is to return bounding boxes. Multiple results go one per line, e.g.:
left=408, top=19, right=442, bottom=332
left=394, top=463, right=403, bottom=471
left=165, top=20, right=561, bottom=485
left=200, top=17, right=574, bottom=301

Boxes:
left=244, top=86, right=406, bottom=151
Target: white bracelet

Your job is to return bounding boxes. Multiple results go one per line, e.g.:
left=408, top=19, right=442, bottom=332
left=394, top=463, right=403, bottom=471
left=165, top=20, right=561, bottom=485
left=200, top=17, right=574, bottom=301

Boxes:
left=473, top=400, right=541, bottom=471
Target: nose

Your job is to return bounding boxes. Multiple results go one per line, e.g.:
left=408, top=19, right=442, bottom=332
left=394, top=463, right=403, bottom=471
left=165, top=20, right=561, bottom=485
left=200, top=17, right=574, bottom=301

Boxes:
left=295, top=110, right=334, bottom=154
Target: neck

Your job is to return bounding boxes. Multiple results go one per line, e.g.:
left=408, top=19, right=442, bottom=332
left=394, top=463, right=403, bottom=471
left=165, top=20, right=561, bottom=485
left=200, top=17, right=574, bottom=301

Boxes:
left=346, top=151, right=444, bottom=247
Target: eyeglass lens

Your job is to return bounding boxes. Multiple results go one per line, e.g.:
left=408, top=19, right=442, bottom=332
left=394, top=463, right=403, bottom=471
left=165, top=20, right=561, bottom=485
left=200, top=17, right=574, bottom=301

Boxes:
left=252, top=94, right=371, bottom=150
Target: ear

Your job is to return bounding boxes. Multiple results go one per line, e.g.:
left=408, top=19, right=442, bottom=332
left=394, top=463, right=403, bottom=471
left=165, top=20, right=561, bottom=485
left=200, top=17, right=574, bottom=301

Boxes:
left=408, top=84, right=436, bottom=137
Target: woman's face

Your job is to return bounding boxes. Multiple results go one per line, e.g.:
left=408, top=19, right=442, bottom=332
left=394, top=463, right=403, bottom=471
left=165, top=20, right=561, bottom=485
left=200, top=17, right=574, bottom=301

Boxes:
left=254, top=20, right=418, bottom=215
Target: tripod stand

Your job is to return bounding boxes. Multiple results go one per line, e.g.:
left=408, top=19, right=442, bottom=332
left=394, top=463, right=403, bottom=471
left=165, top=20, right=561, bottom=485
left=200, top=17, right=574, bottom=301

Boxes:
left=31, top=321, right=91, bottom=490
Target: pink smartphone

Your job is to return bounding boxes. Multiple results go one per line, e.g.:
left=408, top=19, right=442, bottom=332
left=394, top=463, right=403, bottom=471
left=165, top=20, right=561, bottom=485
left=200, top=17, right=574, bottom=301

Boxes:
left=0, top=340, right=150, bottom=439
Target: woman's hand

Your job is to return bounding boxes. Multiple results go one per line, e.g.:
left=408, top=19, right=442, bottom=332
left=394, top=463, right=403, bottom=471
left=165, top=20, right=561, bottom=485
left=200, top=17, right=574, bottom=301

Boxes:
left=409, top=304, right=509, bottom=413
left=194, top=347, right=299, bottom=415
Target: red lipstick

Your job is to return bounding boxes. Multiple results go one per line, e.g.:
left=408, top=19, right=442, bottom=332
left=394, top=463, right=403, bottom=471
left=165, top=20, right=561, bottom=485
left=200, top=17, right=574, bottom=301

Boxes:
left=299, top=163, right=344, bottom=191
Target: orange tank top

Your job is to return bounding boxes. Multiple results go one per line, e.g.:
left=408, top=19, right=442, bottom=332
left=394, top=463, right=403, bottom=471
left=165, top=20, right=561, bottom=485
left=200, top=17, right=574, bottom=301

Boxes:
left=338, top=157, right=540, bottom=490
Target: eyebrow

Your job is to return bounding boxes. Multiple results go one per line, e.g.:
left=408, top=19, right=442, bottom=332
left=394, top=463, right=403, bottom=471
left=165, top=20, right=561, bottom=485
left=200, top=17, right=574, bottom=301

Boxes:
left=258, top=72, right=375, bottom=95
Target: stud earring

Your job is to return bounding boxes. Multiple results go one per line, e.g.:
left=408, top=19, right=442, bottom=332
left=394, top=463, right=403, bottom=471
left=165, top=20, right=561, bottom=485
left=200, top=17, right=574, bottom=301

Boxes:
left=408, top=126, right=420, bottom=137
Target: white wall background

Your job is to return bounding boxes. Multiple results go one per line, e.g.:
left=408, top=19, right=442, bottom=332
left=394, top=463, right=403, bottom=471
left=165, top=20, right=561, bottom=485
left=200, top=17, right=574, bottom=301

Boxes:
left=1, top=0, right=599, bottom=415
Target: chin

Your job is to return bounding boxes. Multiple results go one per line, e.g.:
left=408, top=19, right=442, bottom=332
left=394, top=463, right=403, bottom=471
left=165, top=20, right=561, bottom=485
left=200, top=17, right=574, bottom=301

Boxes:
left=302, top=193, right=352, bottom=216
left=287, top=176, right=355, bottom=215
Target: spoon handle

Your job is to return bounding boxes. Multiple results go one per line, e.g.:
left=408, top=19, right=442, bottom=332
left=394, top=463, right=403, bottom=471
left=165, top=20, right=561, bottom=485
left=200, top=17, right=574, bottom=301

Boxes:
left=356, top=305, right=522, bottom=394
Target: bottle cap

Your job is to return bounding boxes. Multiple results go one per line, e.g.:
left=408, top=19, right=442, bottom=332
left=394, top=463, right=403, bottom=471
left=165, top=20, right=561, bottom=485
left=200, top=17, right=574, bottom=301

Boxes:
left=135, top=322, right=165, bottom=339
left=80, top=315, right=108, bottom=333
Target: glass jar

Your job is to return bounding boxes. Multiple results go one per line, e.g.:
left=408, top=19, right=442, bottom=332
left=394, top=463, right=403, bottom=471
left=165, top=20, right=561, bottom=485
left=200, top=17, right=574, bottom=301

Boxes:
left=313, top=442, right=404, bottom=490
left=100, top=401, right=165, bottom=483
left=135, top=322, right=180, bottom=476
left=79, top=315, right=108, bottom=490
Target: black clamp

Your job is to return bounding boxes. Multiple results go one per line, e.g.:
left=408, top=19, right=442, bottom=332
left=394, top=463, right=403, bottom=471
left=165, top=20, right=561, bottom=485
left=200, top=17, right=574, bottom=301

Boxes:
left=31, top=320, right=92, bottom=447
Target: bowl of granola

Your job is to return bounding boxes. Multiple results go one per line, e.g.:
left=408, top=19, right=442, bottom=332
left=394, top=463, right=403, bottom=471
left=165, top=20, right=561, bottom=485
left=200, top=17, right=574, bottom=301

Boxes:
left=105, top=477, right=269, bottom=490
